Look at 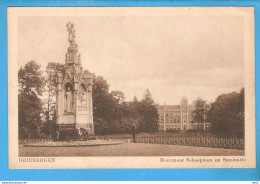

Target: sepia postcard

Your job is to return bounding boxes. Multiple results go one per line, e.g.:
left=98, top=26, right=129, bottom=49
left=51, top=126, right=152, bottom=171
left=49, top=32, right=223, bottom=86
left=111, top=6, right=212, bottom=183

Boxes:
left=8, top=7, right=255, bottom=169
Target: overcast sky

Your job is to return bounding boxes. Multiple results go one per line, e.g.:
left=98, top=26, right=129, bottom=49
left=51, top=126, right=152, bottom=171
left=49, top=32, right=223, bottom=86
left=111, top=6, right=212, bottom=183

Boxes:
left=18, top=13, right=244, bottom=105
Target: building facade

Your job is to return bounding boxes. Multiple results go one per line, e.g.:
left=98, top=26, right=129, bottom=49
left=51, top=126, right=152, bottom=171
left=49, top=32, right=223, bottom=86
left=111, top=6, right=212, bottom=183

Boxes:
left=157, top=97, right=211, bottom=131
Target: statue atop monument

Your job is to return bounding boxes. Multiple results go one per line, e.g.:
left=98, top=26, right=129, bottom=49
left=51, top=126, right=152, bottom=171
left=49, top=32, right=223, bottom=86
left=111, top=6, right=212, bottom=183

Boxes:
left=66, top=22, right=75, bottom=44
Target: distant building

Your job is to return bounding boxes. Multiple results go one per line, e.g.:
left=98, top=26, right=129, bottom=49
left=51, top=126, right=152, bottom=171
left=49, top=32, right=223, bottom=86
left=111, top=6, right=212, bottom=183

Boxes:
left=157, top=96, right=211, bottom=131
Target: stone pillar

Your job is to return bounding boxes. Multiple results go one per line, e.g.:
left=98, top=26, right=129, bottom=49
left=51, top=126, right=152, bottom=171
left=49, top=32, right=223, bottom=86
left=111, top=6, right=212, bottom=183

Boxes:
left=88, top=84, right=94, bottom=134
left=56, top=72, right=64, bottom=125
left=74, top=80, right=78, bottom=128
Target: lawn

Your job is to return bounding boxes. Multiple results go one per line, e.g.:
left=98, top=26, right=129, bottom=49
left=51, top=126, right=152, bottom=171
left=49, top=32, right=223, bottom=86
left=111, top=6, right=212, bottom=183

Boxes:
left=19, top=143, right=244, bottom=157
left=97, top=131, right=234, bottom=139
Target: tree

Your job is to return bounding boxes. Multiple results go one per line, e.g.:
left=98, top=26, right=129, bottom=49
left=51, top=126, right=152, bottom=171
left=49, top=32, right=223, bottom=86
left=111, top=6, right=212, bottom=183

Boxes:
left=19, top=61, right=44, bottom=96
left=208, top=88, right=244, bottom=138
left=192, top=98, right=210, bottom=131
left=128, top=96, right=141, bottom=119
left=42, top=62, right=65, bottom=137
left=111, top=90, right=125, bottom=104
left=18, top=61, right=45, bottom=138
left=138, top=89, right=159, bottom=132
left=142, top=89, right=155, bottom=105
left=133, top=96, right=138, bottom=103
left=92, top=76, right=119, bottom=134
left=92, top=77, right=158, bottom=135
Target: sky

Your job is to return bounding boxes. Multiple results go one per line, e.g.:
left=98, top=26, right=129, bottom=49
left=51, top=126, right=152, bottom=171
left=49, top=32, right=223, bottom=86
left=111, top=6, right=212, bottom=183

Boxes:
left=18, top=13, right=244, bottom=105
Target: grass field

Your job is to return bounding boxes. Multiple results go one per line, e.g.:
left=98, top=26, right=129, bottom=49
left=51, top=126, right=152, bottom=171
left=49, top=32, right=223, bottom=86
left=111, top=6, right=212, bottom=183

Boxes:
left=19, top=143, right=244, bottom=157
left=97, top=131, right=236, bottom=139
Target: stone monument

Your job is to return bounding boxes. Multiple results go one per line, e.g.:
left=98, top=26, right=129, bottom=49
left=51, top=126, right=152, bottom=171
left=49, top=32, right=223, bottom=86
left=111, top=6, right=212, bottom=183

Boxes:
left=55, top=22, right=94, bottom=135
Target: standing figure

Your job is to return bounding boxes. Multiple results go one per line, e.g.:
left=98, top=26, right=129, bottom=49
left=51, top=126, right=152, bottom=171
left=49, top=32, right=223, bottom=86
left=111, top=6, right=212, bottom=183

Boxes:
left=65, top=87, right=73, bottom=112
left=66, top=22, right=75, bottom=44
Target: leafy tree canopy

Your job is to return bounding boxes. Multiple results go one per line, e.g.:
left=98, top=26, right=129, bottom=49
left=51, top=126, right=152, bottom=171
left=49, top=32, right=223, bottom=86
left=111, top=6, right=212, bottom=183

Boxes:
left=18, top=61, right=45, bottom=138
left=18, top=60, right=45, bottom=96
left=208, top=88, right=244, bottom=138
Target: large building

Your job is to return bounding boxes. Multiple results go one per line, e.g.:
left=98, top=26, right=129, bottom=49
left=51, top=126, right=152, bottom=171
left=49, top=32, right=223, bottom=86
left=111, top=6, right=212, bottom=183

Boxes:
left=157, top=97, right=211, bottom=131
